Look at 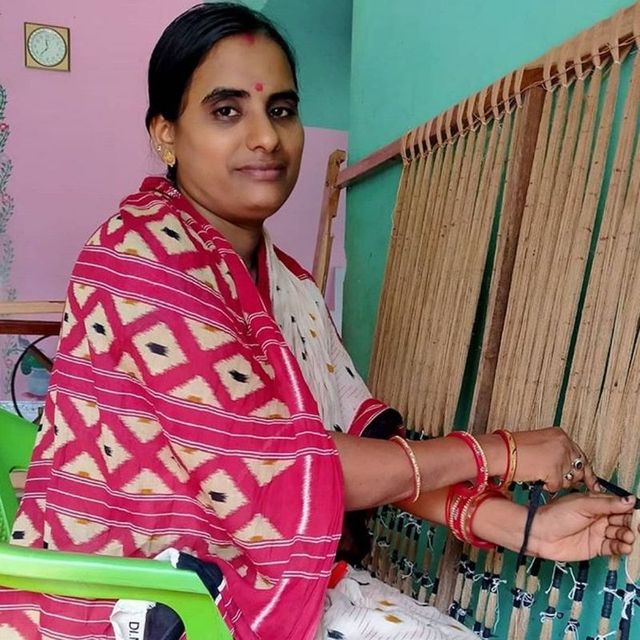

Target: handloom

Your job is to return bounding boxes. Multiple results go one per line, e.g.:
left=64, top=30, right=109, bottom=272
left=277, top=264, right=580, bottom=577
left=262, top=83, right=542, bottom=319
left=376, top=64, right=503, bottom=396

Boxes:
left=319, top=3, right=640, bottom=638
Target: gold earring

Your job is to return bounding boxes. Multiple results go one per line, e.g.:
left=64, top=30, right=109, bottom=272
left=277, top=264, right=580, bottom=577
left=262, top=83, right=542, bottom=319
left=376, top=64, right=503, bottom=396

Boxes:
left=161, top=148, right=176, bottom=168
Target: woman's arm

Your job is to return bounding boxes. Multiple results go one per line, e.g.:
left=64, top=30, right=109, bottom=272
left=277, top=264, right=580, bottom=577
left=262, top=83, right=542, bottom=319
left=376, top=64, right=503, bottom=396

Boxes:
left=333, top=425, right=595, bottom=511
left=398, top=487, right=636, bottom=560
left=332, top=431, right=508, bottom=510
left=399, top=487, right=534, bottom=553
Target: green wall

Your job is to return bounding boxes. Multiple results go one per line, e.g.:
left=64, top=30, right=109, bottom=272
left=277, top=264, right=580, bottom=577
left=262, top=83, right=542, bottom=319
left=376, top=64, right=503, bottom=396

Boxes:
left=230, top=0, right=352, bottom=130
left=344, top=0, right=635, bottom=377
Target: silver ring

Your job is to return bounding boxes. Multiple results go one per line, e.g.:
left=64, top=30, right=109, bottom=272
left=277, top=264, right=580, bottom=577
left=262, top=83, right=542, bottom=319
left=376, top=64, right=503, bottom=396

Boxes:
left=564, top=471, right=575, bottom=482
left=572, top=458, right=584, bottom=471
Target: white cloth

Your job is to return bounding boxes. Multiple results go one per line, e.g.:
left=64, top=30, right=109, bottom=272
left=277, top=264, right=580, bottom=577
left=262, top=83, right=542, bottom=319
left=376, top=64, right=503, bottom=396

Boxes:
left=110, top=548, right=180, bottom=640
left=318, top=567, right=478, bottom=639
left=266, top=233, right=371, bottom=432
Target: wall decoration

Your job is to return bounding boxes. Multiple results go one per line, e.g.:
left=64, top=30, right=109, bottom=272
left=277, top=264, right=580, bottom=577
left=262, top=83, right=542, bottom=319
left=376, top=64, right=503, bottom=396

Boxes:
left=24, top=22, right=70, bottom=72
left=0, top=84, right=18, bottom=396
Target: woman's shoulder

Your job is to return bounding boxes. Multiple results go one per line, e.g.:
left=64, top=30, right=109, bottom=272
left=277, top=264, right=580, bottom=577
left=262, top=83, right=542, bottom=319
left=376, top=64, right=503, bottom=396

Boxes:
left=273, top=245, right=313, bottom=283
left=68, top=178, right=228, bottom=312
left=83, top=177, right=207, bottom=261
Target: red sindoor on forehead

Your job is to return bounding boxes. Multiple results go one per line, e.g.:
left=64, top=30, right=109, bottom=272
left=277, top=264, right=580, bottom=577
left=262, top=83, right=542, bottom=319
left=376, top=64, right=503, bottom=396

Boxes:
left=254, top=82, right=264, bottom=92
left=241, top=32, right=256, bottom=45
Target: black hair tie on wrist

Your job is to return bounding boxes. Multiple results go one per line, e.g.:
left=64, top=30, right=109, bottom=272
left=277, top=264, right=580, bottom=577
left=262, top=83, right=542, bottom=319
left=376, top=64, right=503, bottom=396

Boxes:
left=517, top=480, right=545, bottom=565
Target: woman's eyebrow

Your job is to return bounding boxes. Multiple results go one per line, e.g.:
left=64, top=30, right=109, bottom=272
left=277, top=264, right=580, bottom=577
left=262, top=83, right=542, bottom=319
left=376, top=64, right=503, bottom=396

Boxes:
left=201, top=87, right=251, bottom=104
left=267, top=90, right=300, bottom=105
left=201, top=87, right=299, bottom=106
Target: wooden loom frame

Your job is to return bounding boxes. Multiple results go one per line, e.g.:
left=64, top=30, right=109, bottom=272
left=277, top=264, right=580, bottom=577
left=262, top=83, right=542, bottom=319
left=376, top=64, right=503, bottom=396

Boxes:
left=313, top=0, right=640, bottom=616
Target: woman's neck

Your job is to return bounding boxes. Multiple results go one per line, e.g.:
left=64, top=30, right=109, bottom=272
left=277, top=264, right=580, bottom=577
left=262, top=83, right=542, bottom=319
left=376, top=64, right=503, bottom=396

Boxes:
left=178, top=185, right=262, bottom=273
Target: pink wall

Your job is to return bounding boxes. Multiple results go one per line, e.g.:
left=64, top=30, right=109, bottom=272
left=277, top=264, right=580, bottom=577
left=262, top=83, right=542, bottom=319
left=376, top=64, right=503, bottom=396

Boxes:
left=1, top=0, right=347, bottom=306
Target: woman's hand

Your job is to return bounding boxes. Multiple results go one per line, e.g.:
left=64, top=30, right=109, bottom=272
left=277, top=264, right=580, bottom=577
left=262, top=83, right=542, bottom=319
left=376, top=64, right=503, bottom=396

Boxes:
left=510, top=427, right=596, bottom=492
left=529, top=493, right=636, bottom=561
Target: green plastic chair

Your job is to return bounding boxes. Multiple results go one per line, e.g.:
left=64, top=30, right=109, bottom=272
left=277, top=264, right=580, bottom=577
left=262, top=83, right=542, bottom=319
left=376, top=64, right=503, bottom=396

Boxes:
left=0, top=406, right=232, bottom=639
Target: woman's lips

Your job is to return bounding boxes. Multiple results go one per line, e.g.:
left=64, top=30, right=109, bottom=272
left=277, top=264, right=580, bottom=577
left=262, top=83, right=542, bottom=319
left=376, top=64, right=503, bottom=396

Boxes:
left=236, top=163, right=286, bottom=181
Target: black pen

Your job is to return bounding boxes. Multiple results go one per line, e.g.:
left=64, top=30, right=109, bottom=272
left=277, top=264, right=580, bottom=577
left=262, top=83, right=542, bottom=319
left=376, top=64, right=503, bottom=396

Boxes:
left=596, top=476, right=640, bottom=509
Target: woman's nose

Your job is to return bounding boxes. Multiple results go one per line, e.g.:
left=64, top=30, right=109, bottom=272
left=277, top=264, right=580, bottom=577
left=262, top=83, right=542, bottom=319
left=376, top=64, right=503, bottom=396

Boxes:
left=246, top=113, right=280, bottom=152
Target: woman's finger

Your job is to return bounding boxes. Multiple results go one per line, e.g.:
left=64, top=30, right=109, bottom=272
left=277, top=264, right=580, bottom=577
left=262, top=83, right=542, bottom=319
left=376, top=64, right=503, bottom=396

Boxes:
left=572, top=445, right=597, bottom=492
left=561, top=462, right=583, bottom=489
left=605, top=512, right=633, bottom=528
left=563, top=466, right=584, bottom=488
left=583, top=465, right=598, bottom=492
left=546, top=471, right=564, bottom=493
left=602, top=536, right=633, bottom=557
left=560, top=444, right=590, bottom=489
left=604, top=524, right=634, bottom=545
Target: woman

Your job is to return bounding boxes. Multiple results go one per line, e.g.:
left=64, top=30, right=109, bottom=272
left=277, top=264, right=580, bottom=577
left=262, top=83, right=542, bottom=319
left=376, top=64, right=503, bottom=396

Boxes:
left=0, top=4, right=636, bottom=639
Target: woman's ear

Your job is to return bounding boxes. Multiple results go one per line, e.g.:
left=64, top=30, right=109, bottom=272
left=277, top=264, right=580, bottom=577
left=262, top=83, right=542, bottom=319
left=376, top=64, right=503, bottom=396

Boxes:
left=148, top=114, right=176, bottom=150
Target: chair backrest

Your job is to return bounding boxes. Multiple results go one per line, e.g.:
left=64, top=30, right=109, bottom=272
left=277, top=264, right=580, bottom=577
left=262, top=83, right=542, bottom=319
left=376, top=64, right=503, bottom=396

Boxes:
left=0, top=407, right=37, bottom=542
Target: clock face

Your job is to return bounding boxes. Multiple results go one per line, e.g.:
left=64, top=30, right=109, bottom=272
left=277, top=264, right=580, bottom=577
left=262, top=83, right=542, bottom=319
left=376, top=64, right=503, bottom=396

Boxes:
left=27, top=27, right=67, bottom=68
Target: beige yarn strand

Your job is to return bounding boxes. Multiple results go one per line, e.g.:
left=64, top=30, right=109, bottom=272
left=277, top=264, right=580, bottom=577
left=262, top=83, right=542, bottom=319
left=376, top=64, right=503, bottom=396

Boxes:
left=443, top=111, right=513, bottom=430
left=406, top=131, right=484, bottom=435
left=405, top=138, right=458, bottom=430
left=540, top=68, right=601, bottom=416
left=369, top=142, right=416, bottom=392
left=562, top=61, right=621, bottom=453
left=501, top=85, right=568, bottom=429
left=381, top=152, right=432, bottom=405
left=394, top=141, right=448, bottom=421
left=419, top=128, right=476, bottom=432
left=564, top=56, right=640, bottom=463
left=487, top=88, right=552, bottom=428
left=519, top=83, right=580, bottom=427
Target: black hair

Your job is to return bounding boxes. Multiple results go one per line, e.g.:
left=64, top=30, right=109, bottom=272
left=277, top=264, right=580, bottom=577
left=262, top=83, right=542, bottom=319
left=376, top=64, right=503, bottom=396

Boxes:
left=146, top=2, right=298, bottom=181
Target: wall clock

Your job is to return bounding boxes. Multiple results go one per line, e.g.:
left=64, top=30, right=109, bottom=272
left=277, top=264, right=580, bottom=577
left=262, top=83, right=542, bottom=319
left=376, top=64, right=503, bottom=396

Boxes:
left=24, top=22, right=70, bottom=72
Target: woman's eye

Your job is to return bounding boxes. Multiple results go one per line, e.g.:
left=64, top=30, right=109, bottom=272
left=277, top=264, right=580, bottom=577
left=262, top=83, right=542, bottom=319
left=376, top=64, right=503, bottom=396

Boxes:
left=270, top=106, right=297, bottom=119
left=214, top=105, right=240, bottom=119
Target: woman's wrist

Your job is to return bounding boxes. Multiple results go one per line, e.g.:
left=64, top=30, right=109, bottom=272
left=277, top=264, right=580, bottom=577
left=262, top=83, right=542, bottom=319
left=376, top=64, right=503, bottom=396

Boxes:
left=524, top=505, right=549, bottom=558
left=412, top=437, right=487, bottom=490
left=471, top=493, right=530, bottom=553
left=476, top=433, right=509, bottom=481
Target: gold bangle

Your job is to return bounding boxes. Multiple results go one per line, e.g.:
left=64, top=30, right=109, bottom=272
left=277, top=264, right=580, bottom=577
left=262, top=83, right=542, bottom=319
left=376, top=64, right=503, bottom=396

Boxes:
left=390, top=435, right=422, bottom=502
left=493, top=429, right=517, bottom=490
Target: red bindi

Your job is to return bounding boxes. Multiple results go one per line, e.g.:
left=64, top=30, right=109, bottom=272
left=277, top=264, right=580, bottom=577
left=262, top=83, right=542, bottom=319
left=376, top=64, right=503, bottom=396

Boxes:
left=242, top=33, right=256, bottom=45
left=254, top=82, right=264, bottom=92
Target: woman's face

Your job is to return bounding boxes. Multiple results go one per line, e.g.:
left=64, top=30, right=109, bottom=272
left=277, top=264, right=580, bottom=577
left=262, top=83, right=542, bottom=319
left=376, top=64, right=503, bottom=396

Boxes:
left=156, top=33, right=304, bottom=228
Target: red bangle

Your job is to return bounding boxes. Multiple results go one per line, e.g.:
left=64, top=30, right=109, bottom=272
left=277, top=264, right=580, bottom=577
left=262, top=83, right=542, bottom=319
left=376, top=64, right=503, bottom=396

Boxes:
left=463, top=490, right=504, bottom=549
left=446, top=484, right=503, bottom=550
left=446, top=485, right=466, bottom=540
left=446, top=431, right=489, bottom=496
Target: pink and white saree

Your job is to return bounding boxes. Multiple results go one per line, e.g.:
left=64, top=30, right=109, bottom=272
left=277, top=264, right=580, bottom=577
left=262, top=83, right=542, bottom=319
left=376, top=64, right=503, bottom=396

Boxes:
left=0, top=177, right=395, bottom=640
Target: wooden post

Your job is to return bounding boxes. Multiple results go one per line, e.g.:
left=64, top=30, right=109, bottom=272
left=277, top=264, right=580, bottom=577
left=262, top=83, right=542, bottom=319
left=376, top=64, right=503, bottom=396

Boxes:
left=434, top=86, right=546, bottom=614
left=312, top=149, right=346, bottom=294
